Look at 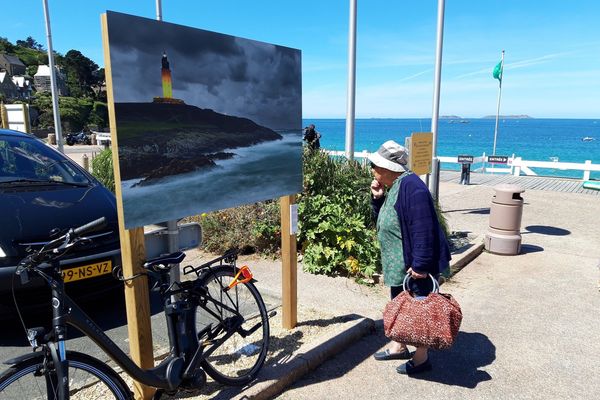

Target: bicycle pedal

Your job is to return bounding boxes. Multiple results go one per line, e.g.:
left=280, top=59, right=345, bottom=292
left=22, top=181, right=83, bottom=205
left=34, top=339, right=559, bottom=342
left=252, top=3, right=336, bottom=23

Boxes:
left=186, top=369, right=206, bottom=389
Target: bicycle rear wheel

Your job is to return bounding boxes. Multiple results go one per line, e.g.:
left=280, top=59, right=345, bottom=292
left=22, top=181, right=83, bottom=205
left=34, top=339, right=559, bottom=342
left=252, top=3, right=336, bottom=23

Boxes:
left=0, top=351, right=131, bottom=399
left=194, top=265, right=270, bottom=386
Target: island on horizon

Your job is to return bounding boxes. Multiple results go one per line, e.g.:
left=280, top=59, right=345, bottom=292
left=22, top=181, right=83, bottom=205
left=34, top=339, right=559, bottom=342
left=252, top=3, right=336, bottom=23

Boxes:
left=481, top=114, right=533, bottom=119
left=441, top=114, right=533, bottom=119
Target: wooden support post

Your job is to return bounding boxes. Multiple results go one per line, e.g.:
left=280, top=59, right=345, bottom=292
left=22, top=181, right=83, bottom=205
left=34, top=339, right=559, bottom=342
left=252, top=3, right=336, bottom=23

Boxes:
left=120, top=227, right=155, bottom=400
left=101, top=14, right=155, bottom=399
left=0, top=103, right=8, bottom=129
left=23, top=104, right=31, bottom=133
left=280, top=195, right=297, bottom=329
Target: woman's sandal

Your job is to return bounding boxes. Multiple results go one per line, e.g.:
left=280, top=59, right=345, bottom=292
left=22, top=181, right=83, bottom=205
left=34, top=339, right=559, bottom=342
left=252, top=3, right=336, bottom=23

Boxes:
left=373, top=348, right=412, bottom=361
left=396, top=359, right=432, bottom=375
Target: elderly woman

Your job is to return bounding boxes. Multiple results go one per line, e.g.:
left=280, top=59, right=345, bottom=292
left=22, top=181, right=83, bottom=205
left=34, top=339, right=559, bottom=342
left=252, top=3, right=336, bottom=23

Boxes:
left=369, top=140, right=451, bottom=375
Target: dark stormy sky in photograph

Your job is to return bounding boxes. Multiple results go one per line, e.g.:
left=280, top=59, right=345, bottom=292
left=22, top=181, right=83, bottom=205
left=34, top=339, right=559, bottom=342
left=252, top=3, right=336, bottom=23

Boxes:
left=106, top=11, right=301, bottom=130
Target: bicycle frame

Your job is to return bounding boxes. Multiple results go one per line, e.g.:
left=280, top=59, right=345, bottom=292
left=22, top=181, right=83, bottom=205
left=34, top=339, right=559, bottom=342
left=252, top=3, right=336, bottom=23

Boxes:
left=34, top=263, right=245, bottom=393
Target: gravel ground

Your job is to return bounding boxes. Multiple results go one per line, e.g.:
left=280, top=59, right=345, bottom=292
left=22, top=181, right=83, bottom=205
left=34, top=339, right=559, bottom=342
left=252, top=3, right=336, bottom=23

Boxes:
left=82, top=298, right=344, bottom=399
left=74, top=237, right=478, bottom=399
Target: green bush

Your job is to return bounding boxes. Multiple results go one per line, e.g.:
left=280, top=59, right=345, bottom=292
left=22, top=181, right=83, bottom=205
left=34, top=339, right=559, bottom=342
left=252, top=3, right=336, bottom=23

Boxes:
left=189, top=201, right=280, bottom=256
left=298, top=149, right=380, bottom=279
left=91, top=148, right=115, bottom=193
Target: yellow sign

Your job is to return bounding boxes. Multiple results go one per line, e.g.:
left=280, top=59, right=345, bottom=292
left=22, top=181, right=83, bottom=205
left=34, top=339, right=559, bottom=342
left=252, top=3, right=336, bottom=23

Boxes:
left=407, top=132, right=433, bottom=175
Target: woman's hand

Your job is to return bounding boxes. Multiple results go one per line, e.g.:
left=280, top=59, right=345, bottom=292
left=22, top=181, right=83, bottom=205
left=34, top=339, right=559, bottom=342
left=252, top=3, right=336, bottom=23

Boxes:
left=371, top=179, right=384, bottom=199
left=407, top=267, right=428, bottom=279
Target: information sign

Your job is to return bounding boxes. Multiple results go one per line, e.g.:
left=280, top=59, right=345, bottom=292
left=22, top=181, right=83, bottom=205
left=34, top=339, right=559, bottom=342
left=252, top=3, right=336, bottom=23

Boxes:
left=488, top=155, right=509, bottom=164
left=457, top=155, right=474, bottom=164
left=407, top=132, right=433, bottom=175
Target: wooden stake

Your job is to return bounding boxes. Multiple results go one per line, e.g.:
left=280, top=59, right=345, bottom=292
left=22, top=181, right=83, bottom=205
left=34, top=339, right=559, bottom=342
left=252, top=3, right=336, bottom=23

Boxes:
left=0, top=103, right=8, bottom=129
left=102, top=14, right=155, bottom=399
left=280, top=195, right=297, bottom=329
left=23, top=104, right=31, bottom=133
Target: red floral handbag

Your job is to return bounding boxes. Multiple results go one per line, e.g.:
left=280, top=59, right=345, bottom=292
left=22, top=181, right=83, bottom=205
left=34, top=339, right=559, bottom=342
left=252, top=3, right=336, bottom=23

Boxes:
left=383, top=274, right=462, bottom=350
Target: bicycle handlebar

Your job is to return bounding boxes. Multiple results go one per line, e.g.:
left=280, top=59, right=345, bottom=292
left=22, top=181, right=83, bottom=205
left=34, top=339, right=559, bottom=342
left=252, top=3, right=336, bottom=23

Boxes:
left=73, top=217, right=107, bottom=236
left=18, top=217, right=109, bottom=272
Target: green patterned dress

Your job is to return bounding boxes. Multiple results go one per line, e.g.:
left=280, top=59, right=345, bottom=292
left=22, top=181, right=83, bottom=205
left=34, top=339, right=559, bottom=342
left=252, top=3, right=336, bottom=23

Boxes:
left=376, top=173, right=412, bottom=287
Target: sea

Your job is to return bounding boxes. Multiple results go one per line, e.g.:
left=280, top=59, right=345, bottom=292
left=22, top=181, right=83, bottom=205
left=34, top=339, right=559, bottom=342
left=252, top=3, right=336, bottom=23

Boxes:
left=304, top=118, right=600, bottom=180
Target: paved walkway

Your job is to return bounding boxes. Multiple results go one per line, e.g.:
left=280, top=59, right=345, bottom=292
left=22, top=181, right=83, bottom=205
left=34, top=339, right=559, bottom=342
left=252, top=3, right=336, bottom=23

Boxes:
left=237, top=180, right=600, bottom=400
left=440, top=170, right=600, bottom=195
left=54, top=147, right=600, bottom=398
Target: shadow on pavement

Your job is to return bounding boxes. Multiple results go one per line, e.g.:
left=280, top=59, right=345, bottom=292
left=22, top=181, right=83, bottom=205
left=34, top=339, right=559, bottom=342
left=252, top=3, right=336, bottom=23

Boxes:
left=521, top=244, right=544, bottom=254
left=278, top=320, right=387, bottom=391
left=443, top=207, right=491, bottom=215
left=524, top=225, right=570, bottom=236
left=413, top=331, right=495, bottom=388
left=0, top=288, right=165, bottom=346
left=282, top=325, right=495, bottom=392
left=161, top=314, right=346, bottom=399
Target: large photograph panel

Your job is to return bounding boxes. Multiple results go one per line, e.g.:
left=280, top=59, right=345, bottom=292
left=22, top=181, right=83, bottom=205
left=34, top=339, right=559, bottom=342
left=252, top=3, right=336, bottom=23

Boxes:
left=105, top=12, right=302, bottom=229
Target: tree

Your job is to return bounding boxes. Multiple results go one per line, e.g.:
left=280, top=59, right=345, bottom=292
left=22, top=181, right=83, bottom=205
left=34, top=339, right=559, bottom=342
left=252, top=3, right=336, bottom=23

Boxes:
left=31, top=92, right=54, bottom=128
left=0, top=37, right=15, bottom=53
left=88, top=101, right=108, bottom=129
left=62, top=50, right=99, bottom=97
left=26, top=65, right=38, bottom=77
left=16, top=36, right=43, bottom=51
left=58, top=96, right=93, bottom=132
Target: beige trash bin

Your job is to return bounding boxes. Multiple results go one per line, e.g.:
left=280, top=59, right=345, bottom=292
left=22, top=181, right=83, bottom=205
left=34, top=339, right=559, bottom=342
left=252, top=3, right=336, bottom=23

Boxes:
left=485, top=184, right=525, bottom=255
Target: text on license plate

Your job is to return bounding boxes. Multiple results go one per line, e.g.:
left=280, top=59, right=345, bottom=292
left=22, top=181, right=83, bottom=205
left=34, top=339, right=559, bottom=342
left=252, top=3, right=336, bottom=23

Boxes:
left=62, top=261, right=112, bottom=283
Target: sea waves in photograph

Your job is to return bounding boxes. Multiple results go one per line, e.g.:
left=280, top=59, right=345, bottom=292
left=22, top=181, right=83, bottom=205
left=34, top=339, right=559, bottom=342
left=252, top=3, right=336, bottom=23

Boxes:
left=121, top=131, right=302, bottom=228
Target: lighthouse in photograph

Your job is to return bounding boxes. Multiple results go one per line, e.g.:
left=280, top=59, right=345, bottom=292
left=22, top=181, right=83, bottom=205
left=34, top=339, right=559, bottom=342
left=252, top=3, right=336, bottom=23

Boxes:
left=161, top=51, right=173, bottom=98
left=153, top=51, right=184, bottom=104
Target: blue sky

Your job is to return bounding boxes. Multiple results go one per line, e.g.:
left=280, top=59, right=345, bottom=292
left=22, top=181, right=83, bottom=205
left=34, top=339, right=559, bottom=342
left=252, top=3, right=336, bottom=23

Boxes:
left=1, top=0, right=599, bottom=118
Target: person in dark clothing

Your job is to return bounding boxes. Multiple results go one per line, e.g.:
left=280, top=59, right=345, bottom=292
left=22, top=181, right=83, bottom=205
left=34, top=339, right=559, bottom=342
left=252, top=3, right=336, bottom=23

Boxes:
left=303, top=124, right=321, bottom=150
left=368, top=140, right=451, bottom=375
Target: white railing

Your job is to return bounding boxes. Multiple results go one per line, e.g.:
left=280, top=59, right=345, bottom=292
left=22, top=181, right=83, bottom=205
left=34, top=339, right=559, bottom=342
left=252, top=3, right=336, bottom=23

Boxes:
left=325, top=150, right=599, bottom=181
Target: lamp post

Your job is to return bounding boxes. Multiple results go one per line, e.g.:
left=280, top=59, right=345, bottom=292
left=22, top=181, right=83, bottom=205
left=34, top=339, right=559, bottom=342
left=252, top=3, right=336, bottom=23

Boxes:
left=428, top=0, right=446, bottom=201
left=345, top=0, right=357, bottom=160
left=42, top=0, right=64, bottom=153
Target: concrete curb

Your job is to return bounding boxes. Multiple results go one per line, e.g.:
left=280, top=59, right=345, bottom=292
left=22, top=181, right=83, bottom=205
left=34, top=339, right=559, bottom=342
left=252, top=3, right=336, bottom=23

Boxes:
left=237, top=317, right=375, bottom=400
left=448, top=235, right=485, bottom=274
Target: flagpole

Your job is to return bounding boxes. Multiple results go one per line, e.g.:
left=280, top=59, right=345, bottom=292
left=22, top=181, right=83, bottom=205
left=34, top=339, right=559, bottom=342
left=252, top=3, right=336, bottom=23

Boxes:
left=492, top=50, right=505, bottom=156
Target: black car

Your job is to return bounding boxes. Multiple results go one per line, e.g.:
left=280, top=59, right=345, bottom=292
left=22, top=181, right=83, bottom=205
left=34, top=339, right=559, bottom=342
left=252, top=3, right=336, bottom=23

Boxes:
left=0, top=129, right=121, bottom=313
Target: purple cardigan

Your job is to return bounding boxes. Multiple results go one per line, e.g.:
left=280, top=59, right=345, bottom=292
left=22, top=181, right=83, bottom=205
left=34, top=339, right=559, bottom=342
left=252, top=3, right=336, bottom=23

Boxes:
left=372, top=173, right=451, bottom=275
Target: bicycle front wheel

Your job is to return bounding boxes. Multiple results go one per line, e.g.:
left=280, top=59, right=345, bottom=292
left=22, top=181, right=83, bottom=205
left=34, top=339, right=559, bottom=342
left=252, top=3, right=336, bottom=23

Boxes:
left=194, top=265, right=270, bottom=386
left=0, top=351, right=131, bottom=399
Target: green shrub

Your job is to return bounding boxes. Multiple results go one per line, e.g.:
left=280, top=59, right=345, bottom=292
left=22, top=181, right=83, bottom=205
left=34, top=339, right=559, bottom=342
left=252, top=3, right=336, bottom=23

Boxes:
left=298, top=149, right=380, bottom=279
left=188, top=201, right=280, bottom=256
left=91, top=148, right=115, bottom=193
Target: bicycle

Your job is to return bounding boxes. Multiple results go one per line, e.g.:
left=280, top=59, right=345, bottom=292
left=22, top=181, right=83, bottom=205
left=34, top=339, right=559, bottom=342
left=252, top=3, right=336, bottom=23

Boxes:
left=0, top=217, right=271, bottom=399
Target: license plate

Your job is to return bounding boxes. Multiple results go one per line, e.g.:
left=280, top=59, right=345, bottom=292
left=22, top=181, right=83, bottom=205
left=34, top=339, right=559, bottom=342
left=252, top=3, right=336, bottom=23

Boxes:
left=62, top=260, right=112, bottom=283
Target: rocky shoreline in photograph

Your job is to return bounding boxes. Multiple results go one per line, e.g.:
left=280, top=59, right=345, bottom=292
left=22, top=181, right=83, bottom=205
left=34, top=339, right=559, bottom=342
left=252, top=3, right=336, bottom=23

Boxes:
left=115, top=102, right=282, bottom=184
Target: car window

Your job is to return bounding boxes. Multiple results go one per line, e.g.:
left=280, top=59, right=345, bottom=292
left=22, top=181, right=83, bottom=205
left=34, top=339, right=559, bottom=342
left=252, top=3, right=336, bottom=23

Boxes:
left=0, top=136, right=91, bottom=184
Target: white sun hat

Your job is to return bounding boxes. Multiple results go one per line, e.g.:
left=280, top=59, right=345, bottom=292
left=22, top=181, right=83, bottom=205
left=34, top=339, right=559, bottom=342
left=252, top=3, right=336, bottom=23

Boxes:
left=368, top=140, right=409, bottom=172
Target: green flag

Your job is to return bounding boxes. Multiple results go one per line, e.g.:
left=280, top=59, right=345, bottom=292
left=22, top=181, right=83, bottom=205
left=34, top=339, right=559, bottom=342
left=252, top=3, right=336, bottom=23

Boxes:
left=493, top=61, right=503, bottom=81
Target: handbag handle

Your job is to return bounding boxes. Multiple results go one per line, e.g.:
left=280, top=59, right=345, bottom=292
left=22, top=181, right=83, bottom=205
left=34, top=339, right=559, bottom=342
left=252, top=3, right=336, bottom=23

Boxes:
left=402, top=273, right=439, bottom=294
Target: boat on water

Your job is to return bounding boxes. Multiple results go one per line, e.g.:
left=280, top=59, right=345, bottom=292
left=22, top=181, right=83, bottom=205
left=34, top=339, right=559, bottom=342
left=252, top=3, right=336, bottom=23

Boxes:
left=582, top=136, right=595, bottom=142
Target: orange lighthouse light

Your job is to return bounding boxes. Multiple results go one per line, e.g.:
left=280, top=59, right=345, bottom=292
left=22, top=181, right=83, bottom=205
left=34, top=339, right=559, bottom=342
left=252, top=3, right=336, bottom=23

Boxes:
left=161, top=52, right=173, bottom=99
